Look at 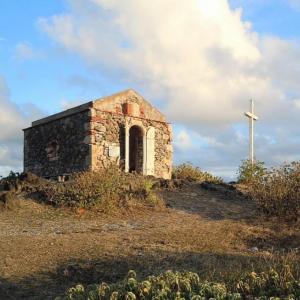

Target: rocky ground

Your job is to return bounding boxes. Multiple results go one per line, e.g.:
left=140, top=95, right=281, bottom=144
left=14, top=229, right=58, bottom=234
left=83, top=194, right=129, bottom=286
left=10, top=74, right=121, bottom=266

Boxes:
left=0, top=182, right=299, bottom=299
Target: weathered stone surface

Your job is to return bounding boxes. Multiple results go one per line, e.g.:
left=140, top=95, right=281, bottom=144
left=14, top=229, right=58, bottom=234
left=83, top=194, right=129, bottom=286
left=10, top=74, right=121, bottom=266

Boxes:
left=23, top=89, right=173, bottom=179
left=24, top=110, right=90, bottom=178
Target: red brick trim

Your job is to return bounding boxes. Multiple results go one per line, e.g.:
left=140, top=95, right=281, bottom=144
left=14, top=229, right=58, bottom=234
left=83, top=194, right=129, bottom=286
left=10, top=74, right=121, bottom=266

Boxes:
left=91, top=109, right=171, bottom=125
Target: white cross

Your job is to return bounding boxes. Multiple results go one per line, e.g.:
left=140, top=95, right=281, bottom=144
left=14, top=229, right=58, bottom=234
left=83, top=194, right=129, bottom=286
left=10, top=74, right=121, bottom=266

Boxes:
left=244, top=99, right=258, bottom=164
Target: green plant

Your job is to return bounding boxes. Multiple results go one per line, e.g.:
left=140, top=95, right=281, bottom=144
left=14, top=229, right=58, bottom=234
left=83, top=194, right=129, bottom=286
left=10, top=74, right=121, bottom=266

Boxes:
left=55, top=268, right=300, bottom=300
left=248, top=162, right=300, bottom=220
left=172, top=163, right=222, bottom=184
left=6, top=171, right=21, bottom=181
left=237, top=159, right=265, bottom=184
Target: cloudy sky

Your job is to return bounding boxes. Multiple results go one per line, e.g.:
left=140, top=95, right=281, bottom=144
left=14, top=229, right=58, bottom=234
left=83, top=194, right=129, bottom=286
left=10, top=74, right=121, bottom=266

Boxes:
left=1, top=0, right=300, bottom=180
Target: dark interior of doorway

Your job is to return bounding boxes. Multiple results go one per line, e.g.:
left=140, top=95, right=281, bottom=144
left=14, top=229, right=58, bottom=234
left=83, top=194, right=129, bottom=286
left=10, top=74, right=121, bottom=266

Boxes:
left=129, top=125, right=143, bottom=173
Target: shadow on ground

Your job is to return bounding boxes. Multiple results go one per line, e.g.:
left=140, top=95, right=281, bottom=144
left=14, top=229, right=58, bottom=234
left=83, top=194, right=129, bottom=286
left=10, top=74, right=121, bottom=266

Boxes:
left=161, top=183, right=256, bottom=221
left=0, top=250, right=265, bottom=300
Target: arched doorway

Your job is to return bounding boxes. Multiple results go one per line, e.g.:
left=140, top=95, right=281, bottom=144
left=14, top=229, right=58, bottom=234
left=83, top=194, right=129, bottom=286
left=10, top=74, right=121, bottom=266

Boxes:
left=129, top=125, right=144, bottom=173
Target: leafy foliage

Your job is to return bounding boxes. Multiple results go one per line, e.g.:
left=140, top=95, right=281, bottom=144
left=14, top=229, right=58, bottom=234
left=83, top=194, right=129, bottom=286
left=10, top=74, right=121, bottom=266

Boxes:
left=172, top=163, right=222, bottom=184
left=237, top=159, right=266, bottom=184
left=55, top=268, right=300, bottom=300
left=248, top=162, right=300, bottom=220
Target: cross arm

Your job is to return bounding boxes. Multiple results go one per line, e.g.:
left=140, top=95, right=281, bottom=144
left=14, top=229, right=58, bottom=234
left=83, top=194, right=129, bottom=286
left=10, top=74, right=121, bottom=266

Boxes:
left=244, top=112, right=258, bottom=120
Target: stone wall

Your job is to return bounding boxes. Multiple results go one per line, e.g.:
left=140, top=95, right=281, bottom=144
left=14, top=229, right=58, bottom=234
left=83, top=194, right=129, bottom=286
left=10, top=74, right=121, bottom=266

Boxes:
left=153, top=122, right=173, bottom=179
left=89, top=110, right=126, bottom=171
left=24, top=89, right=173, bottom=179
left=89, top=108, right=173, bottom=179
left=24, top=110, right=91, bottom=178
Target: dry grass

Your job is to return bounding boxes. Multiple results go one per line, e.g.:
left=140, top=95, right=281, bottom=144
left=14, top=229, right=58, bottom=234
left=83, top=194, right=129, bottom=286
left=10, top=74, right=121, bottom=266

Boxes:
left=0, top=182, right=299, bottom=299
left=248, top=162, right=300, bottom=221
left=20, top=167, right=162, bottom=212
left=0, top=191, right=20, bottom=211
left=172, top=163, right=223, bottom=183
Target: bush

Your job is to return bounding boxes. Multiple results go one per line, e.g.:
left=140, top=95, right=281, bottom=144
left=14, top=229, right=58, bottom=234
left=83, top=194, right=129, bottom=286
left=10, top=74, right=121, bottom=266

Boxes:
left=0, top=171, right=23, bottom=192
left=172, top=163, right=222, bottom=183
left=248, top=162, right=300, bottom=220
left=0, top=191, right=19, bottom=211
left=33, top=167, right=162, bottom=210
left=237, top=160, right=265, bottom=184
left=55, top=268, right=300, bottom=299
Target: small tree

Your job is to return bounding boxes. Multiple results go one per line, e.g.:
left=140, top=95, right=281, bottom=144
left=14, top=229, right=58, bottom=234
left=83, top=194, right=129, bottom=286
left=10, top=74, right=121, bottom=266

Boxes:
left=237, top=159, right=265, bottom=184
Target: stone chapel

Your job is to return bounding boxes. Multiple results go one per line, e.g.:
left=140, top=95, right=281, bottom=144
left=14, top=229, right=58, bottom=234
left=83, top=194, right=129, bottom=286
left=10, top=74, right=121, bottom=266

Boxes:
left=23, top=89, right=173, bottom=180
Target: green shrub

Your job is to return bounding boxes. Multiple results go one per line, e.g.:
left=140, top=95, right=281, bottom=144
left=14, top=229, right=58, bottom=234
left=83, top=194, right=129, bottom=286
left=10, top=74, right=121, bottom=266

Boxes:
left=55, top=268, right=300, bottom=300
left=248, top=162, right=300, bottom=220
left=33, top=167, right=162, bottom=210
left=237, top=159, right=266, bottom=184
left=172, top=163, right=222, bottom=183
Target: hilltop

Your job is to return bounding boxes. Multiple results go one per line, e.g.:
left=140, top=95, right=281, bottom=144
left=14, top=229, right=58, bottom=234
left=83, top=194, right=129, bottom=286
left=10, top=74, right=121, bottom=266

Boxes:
left=0, top=175, right=299, bottom=299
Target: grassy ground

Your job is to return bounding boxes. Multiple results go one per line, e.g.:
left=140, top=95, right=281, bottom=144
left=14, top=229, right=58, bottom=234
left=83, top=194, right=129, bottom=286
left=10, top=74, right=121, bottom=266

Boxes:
left=0, top=183, right=299, bottom=299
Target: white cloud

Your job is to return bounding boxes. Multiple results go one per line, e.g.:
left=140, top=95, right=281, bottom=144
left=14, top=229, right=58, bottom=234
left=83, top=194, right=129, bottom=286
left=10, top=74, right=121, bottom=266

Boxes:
left=13, top=42, right=41, bottom=62
left=288, top=0, right=300, bottom=10
left=294, top=99, right=300, bottom=109
left=0, top=75, right=43, bottom=177
left=37, top=0, right=300, bottom=125
left=174, top=130, right=192, bottom=151
left=0, top=77, right=27, bottom=142
left=37, top=0, right=300, bottom=179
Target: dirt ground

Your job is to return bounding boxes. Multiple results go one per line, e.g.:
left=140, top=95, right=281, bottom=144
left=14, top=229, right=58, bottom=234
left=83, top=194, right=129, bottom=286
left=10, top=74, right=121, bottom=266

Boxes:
left=0, top=183, right=299, bottom=299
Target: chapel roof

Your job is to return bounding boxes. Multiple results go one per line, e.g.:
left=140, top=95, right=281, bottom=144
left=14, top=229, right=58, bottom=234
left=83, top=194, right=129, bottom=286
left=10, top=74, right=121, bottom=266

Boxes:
left=25, top=89, right=167, bottom=129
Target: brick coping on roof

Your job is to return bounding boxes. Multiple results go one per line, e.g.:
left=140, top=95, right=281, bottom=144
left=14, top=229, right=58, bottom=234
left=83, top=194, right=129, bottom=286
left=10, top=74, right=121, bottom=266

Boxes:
left=23, top=106, right=170, bottom=131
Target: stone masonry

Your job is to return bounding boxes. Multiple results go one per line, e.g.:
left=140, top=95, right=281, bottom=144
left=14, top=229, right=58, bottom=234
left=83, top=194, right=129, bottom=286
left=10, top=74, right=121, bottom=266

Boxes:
left=23, top=89, right=173, bottom=179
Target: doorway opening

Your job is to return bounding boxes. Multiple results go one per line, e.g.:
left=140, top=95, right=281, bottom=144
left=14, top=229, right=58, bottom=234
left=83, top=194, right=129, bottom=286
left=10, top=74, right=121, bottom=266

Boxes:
left=129, top=125, right=143, bottom=173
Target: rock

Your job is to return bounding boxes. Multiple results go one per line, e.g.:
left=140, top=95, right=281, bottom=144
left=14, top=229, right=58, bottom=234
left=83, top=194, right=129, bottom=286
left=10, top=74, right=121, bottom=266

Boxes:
left=249, top=246, right=259, bottom=253
left=95, top=124, right=106, bottom=132
left=222, top=183, right=236, bottom=190
left=152, top=181, right=161, bottom=189
left=201, top=182, right=218, bottom=191
left=173, top=179, right=183, bottom=188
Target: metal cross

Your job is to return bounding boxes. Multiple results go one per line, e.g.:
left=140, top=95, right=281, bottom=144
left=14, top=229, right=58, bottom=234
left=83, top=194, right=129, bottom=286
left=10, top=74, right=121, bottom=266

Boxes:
left=244, top=99, right=258, bottom=164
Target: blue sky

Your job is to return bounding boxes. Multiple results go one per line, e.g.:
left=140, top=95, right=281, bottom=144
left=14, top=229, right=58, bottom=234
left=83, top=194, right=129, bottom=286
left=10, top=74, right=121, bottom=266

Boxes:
left=1, top=0, right=300, bottom=180
left=231, top=0, right=300, bottom=38
left=0, top=0, right=112, bottom=114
